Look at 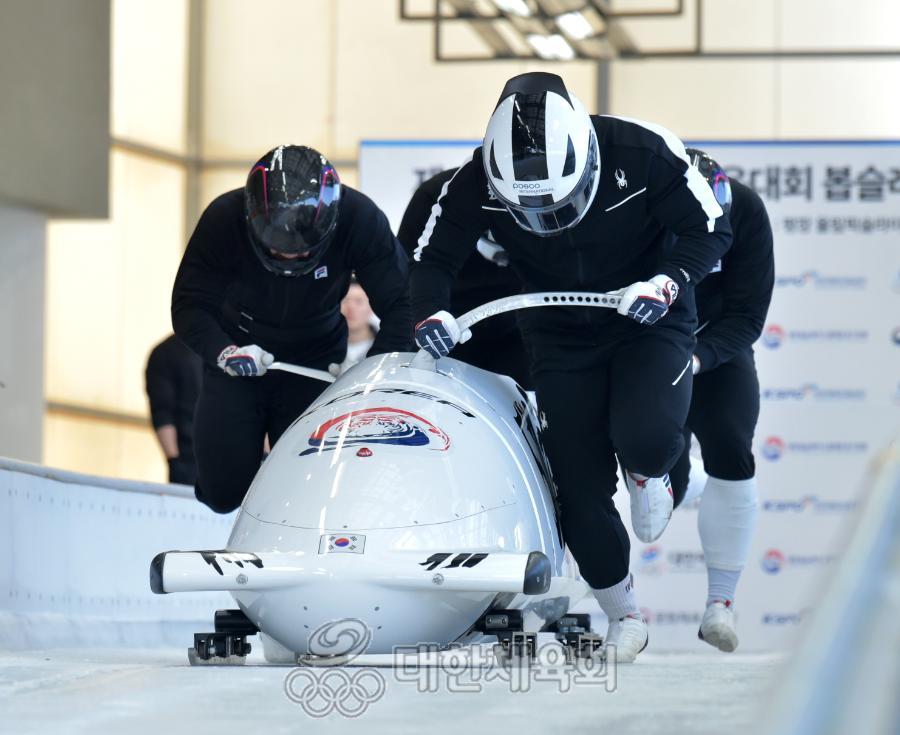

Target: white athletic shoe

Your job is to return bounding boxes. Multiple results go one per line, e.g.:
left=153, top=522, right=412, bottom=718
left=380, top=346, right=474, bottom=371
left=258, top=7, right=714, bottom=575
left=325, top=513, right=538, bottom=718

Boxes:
left=624, top=471, right=674, bottom=542
left=604, top=615, right=649, bottom=663
left=698, top=600, right=739, bottom=652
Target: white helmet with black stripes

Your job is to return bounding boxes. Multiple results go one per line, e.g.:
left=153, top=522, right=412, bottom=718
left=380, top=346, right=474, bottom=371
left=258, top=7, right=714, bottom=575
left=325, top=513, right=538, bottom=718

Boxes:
left=483, top=72, right=600, bottom=237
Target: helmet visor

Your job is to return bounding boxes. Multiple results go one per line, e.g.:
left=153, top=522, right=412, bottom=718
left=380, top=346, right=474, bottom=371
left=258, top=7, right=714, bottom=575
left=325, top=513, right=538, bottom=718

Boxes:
left=496, top=134, right=599, bottom=237
left=245, top=164, right=340, bottom=255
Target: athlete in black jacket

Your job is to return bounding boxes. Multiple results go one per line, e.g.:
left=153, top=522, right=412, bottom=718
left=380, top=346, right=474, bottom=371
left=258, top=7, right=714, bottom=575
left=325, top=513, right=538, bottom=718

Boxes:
left=410, top=73, right=732, bottom=662
left=666, top=154, right=774, bottom=653
left=172, top=145, right=412, bottom=513
left=397, top=168, right=532, bottom=388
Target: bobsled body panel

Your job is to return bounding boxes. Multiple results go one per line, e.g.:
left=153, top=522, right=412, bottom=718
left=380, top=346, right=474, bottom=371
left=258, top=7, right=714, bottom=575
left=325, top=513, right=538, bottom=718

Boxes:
left=155, top=353, right=586, bottom=655
left=238, top=353, right=562, bottom=566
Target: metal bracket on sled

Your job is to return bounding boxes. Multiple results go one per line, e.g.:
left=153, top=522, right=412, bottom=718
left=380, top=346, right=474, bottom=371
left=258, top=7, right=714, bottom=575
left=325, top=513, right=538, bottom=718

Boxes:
left=548, top=614, right=603, bottom=660
left=188, top=609, right=259, bottom=666
left=475, top=609, right=537, bottom=662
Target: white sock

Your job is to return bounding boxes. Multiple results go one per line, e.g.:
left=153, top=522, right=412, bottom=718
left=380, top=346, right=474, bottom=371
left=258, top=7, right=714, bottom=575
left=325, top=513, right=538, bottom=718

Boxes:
left=682, top=454, right=709, bottom=505
left=593, top=573, right=640, bottom=621
left=706, top=567, right=741, bottom=606
left=698, top=476, right=758, bottom=601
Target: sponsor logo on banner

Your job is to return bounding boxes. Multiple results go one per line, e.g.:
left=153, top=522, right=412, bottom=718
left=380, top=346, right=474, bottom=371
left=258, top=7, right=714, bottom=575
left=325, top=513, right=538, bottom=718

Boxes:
left=640, top=608, right=705, bottom=626
left=761, top=384, right=867, bottom=402
left=762, top=610, right=811, bottom=625
left=762, top=436, right=786, bottom=460
left=638, top=545, right=664, bottom=575
left=761, top=549, right=786, bottom=573
left=760, top=436, right=868, bottom=461
left=667, top=550, right=706, bottom=572
left=760, top=548, right=837, bottom=575
left=761, top=324, right=786, bottom=349
left=775, top=271, right=867, bottom=289
left=637, top=546, right=705, bottom=574
left=762, top=496, right=859, bottom=514
left=760, top=324, right=869, bottom=349
left=301, top=407, right=451, bottom=456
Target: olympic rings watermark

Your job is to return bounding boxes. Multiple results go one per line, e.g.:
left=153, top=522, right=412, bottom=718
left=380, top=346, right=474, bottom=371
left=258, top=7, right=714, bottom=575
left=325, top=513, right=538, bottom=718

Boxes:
left=284, top=667, right=386, bottom=718
left=284, top=618, right=387, bottom=718
left=283, top=618, right=618, bottom=719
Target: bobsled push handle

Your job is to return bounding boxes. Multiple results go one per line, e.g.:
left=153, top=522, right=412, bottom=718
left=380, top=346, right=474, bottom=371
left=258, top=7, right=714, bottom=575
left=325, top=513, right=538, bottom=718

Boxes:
left=268, top=361, right=336, bottom=384
left=456, top=290, right=622, bottom=332
left=409, top=290, right=623, bottom=369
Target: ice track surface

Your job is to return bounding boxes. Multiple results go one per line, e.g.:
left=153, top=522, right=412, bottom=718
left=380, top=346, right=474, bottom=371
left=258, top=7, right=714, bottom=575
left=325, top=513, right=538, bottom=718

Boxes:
left=2, top=644, right=782, bottom=735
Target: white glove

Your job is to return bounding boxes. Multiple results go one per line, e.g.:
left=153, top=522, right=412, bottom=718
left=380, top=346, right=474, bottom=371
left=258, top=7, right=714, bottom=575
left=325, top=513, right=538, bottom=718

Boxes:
left=414, top=310, right=472, bottom=359
left=217, top=344, right=274, bottom=377
left=617, top=274, right=679, bottom=325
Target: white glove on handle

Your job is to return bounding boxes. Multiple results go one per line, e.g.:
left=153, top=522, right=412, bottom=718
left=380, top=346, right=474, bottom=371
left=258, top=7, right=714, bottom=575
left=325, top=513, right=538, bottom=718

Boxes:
left=217, top=344, right=274, bottom=376
left=414, top=310, right=472, bottom=359
left=617, top=274, right=679, bottom=326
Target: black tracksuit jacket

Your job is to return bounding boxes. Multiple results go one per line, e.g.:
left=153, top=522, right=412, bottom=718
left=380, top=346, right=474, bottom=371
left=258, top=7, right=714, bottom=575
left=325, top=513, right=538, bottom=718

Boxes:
left=172, top=187, right=413, bottom=369
left=690, top=179, right=775, bottom=371
left=410, top=115, right=733, bottom=349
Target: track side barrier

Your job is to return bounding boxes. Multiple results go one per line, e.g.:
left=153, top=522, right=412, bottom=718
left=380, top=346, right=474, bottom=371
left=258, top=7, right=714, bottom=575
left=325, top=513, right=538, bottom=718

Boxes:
left=0, top=458, right=236, bottom=649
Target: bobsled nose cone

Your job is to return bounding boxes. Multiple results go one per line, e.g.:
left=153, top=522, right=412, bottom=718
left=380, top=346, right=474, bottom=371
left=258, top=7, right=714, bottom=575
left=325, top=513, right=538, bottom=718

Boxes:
left=150, top=552, right=166, bottom=594
left=524, top=551, right=551, bottom=595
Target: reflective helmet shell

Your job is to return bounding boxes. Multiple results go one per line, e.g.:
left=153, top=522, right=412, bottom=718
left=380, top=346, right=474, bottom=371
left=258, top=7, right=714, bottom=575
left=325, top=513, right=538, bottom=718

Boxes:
left=244, top=145, right=341, bottom=277
left=483, top=72, right=600, bottom=237
left=685, top=147, right=732, bottom=215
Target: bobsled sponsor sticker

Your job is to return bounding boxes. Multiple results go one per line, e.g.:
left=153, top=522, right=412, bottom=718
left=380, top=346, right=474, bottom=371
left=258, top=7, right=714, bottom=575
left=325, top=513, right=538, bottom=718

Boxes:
left=419, top=552, right=488, bottom=571
left=319, top=534, right=366, bottom=554
left=199, top=551, right=264, bottom=575
left=300, top=407, right=451, bottom=456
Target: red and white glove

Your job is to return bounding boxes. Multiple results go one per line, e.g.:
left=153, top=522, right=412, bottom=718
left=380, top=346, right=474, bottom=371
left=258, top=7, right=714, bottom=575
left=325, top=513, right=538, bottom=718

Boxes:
left=617, top=274, right=679, bottom=326
left=414, top=310, right=472, bottom=359
left=217, top=344, right=274, bottom=376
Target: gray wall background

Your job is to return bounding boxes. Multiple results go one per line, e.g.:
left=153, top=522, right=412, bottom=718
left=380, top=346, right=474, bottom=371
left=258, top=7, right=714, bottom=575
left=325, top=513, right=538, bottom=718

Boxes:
left=0, top=0, right=110, bottom=461
left=0, top=0, right=110, bottom=216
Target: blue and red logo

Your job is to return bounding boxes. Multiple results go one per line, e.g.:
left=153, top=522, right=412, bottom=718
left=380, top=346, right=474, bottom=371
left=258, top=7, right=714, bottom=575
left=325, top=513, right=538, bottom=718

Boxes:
left=301, top=407, right=451, bottom=456
left=334, top=537, right=350, bottom=547
left=761, top=549, right=786, bottom=574
left=640, top=546, right=661, bottom=563
left=761, top=324, right=785, bottom=349
left=762, top=436, right=786, bottom=461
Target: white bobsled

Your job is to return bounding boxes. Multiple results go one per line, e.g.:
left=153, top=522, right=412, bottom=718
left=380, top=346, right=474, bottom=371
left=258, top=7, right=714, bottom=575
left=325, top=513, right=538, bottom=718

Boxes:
left=150, top=292, right=622, bottom=661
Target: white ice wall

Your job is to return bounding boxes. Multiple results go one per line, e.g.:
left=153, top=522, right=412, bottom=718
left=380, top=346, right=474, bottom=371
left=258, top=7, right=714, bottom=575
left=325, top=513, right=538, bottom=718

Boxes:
left=0, top=459, right=236, bottom=650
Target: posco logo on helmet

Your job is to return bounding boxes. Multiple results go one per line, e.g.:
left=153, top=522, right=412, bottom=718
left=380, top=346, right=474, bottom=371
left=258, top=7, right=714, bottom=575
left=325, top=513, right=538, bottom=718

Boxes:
left=513, top=182, right=545, bottom=190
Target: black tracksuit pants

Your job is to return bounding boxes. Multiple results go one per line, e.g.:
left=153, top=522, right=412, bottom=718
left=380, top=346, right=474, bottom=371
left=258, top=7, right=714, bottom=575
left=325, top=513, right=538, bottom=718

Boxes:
left=193, top=366, right=326, bottom=513
left=534, top=327, right=694, bottom=590
left=669, top=348, right=760, bottom=507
